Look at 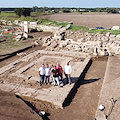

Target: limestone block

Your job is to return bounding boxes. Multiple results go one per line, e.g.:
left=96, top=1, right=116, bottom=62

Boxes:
left=14, top=20, right=21, bottom=25
left=109, top=35, right=116, bottom=41
left=23, top=32, right=28, bottom=38
left=7, top=21, right=13, bottom=26
left=43, top=41, right=51, bottom=47
left=101, top=36, right=109, bottom=41
left=29, top=22, right=37, bottom=29
left=34, top=40, right=40, bottom=46
left=116, top=34, right=120, bottom=41
left=59, top=41, right=69, bottom=48
left=115, top=48, right=120, bottom=55
left=111, top=26, right=120, bottom=30
left=106, top=32, right=111, bottom=37
left=66, top=44, right=73, bottom=50
left=77, top=38, right=85, bottom=42
left=15, top=35, right=22, bottom=41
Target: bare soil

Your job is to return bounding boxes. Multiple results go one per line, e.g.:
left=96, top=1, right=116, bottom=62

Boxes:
left=0, top=90, right=41, bottom=120
left=0, top=29, right=108, bottom=120
left=48, top=13, right=120, bottom=28
left=0, top=31, right=53, bottom=60
left=47, top=57, right=108, bottom=120
left=0, top=47, right=108, bottom=120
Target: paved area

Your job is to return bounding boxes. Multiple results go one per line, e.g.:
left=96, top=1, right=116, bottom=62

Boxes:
left=95, top=55, right=120, bottom=120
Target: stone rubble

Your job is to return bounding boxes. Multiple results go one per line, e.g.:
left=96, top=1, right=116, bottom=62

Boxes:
left=0, top=19, right=120, bottom=56
left=40, top=30, right=120, bottom=56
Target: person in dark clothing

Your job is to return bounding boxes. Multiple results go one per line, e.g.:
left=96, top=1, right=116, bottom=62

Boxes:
left=52, top=66, right=60, bottom=86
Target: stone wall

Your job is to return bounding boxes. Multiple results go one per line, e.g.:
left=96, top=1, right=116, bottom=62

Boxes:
left=65, top=31, right=120, bottom=56
left=40, top=31, right=120, bottom=57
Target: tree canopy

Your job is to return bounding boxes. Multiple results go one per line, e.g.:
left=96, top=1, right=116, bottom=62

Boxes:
left=106, top=8, right=119, bottom=13
left=14, top=8, right=31, bottom=17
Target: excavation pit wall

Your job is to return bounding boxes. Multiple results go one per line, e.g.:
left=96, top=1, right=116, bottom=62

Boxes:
left=0, top=50, right=90, bottom=108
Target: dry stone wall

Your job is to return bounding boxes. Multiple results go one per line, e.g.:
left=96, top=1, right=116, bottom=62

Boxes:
left=64, top=31, right=120, bottom=56
left=40, top=30, right=120, bottom=57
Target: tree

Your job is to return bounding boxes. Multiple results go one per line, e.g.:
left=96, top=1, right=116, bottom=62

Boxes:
left=32, top=6, right=38, bottom=12
left=22, top=8, right=31, bottom=17
left=62, top=8, right=71, bottom=13
left=14, top=8, right=31, bottom=17
left=106, top=8, right=119, bottom=13
left=14, top=8, right=22, bottom=17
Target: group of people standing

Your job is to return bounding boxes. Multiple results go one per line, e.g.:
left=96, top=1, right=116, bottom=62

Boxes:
left=38, top=62, right=72, bottom=87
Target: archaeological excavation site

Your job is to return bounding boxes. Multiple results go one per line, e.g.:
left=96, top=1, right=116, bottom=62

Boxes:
left=0, top=14, right=120, bottom=120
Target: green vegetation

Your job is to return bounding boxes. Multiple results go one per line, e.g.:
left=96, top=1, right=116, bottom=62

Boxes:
left=0, top=12, right=37, bottom=22
left=1, top=7, right=120, bottom=15
left=0, top=12, right=16, bottom=17
left=89, top=29, right=120, bottom=35
left=106, top=8, right=119, bottom=14
left=19, top=16, right=37, bottom=22
left=68, top=24, right=89, bottom=31
left=0, top=39, right=18, bottom=51
left=1, top=10, right=120, bottom=35
left=38, top=19, right=69, bottom=27
left=14, top=8, right=31, bottom=17
left=0, top=38, right=32, bottom=55
left=0, top=12, right=18, bottom=22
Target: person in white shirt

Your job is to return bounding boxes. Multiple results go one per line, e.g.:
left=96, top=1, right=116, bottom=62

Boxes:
left=45, top=64, right=51, bottom=85
left=64, top=62, right=72, bottom=84
left=39, top=64, right=45, bottom=86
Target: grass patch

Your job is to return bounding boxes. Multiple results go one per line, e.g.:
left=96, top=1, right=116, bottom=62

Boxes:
left=89, top=29, right=120, bottom=35
left=0, top=37, right=30, bottom=55
left=1, top=12, right=16, bottom=17
left=1, top=12, right=120, bottom=35
left=0, top=12, right=18, bottom=22
left=38, top=19, right=69, bottom=27
left=31, top=12, right=53, bottom=17
left=68, top=24, right=89, bottom=31
left=18, top=16, right=38, bottom=22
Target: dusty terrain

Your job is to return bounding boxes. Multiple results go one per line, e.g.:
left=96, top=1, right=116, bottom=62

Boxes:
left=0, top=90, right=41, bottom=120
left=0, top=43, right=108, bottom=120
left=0, top=31, right=53, bottom=61
left=0, top=28, right=108, bottom=120
left=48, top=13, right=120, bottom=28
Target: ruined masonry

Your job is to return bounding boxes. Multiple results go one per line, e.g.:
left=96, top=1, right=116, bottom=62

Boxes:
left=0, top=50, right=90, bottom=108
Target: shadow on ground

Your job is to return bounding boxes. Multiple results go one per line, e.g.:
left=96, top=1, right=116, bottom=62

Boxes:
left=62, top=59, right=101, bottom=107
left=0, top=46, right=33, bottom=62
left=16, top=95, right=50, bottom=120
